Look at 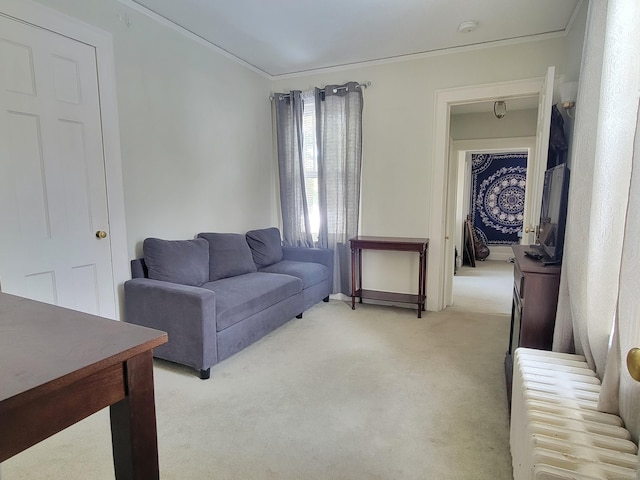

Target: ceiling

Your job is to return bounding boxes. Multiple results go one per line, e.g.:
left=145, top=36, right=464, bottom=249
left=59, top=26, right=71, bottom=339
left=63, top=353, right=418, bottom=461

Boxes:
left=129, top=0, right=582, bottom=78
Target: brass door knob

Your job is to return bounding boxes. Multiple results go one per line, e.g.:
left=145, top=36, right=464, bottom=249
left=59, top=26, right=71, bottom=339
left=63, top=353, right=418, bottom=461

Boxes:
left=96, top=230, right=108, bottom=239
left=524, top=227, right=533, bottom=233
left=627, top=348, right=640, bottom=382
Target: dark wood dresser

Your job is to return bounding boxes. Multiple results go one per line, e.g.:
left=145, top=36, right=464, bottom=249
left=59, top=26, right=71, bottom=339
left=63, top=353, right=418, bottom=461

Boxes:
left=505, top=245, right=562, bottom=401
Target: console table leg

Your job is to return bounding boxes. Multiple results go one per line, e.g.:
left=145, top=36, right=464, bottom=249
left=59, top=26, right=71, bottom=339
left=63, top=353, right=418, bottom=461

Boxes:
left=358, top=249, right=363, bottom=304
left=418, top=251, right=424, bottom=318
left=350, top=247, right=356, bottom=310
left=422, top=248, right=428, bottom=312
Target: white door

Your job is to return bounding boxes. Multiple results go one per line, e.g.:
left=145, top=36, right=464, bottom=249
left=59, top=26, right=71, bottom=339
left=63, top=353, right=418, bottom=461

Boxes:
left=0, top=15, right=116, bottom=317
left=522, top=66, right=555, bottom=245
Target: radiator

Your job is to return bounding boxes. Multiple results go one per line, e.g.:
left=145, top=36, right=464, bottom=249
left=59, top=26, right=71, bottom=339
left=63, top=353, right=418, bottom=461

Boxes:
left=510, top=347, right=638, bottom=479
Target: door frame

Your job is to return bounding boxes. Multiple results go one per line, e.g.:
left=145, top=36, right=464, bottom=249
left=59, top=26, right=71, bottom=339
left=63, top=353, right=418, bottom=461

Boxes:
left=1, top=0, right=128, bottom=319
left=450, top=137, right=536, bottom=264
left=429, top=77, right=548, bottom=311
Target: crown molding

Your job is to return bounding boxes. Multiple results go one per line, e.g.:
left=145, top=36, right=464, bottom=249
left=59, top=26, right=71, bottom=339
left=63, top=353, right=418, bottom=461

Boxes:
left=116, top=0, right=271, bottom=79
left=271, top=31, right=568, bottom=80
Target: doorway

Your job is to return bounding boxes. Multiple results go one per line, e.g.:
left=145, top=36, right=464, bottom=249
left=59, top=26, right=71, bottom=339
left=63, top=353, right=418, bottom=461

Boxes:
left=450, top=141, right=535, bottom=312
left=0, top=1, right=128, bottom=319
left=451, top=139, right=536, bottom=261
left=428, top=68, right=555, bottom=311
left=452, top=260, right=513, bottom=315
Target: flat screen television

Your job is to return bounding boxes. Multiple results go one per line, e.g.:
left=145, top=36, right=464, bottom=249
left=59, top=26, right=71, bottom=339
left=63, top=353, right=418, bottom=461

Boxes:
left=537, top=163, right=570, bottom=265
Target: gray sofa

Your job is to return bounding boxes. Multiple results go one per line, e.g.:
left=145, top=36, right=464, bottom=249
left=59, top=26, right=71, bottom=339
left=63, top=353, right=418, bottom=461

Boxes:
left=124, top=227, right=333, bottom=379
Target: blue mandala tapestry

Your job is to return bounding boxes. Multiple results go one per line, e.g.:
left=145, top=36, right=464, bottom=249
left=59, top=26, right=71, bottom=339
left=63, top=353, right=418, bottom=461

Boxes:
left=471, top=153, right=527, bottom=246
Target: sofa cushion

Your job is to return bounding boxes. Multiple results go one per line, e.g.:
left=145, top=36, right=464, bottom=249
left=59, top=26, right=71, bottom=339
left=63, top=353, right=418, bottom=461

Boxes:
left=202, top=272, right=302, bottom=331
left=259, top=260, right=329, bottom=289
left=143, top=237, right=209, bottom=287
left=246, top=227, right=283, bottom=268
left=197, top=232, right=258, bottom=281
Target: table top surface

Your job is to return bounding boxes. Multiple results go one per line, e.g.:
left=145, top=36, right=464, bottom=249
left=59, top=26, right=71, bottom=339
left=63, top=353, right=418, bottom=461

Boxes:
left=0, top=293, right=167, bottom=404
left=350, top=235, right=429, bottom=245
left=511, top=244, right=562, bottom=274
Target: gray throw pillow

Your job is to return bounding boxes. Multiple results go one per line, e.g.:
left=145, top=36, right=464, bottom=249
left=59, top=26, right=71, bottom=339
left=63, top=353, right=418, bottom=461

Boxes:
left=197, top=233, right=258, bottom=281
left=143, top=238, right=209, bottom=286
left=245, top=227, right=283, bottom=268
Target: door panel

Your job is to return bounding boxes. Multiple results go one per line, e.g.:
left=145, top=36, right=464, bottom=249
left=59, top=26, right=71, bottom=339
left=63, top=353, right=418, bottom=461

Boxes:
left=522, top=66, right=555, bottom=245
left=0, top=16, right=116, bottom=317
left=3, top=39, right=36, bottom=95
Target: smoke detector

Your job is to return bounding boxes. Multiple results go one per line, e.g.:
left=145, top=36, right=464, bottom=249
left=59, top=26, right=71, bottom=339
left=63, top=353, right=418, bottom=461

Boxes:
left=458, top=20, right=478, bottom=33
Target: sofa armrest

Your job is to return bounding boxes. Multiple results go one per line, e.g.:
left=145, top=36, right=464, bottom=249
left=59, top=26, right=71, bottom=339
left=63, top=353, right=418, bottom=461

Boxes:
left=282, top=246, right=334, bottom=293
left=124, top=278, right=217, bottom=371
left=282, top=246, right=333, bottom=268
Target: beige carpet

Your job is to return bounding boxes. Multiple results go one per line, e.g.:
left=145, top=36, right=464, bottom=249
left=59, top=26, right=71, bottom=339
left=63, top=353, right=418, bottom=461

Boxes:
left=3, top=261, right=514, bottom=479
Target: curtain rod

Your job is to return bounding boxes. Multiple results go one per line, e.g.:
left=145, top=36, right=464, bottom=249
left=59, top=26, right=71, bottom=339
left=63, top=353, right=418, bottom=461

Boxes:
left=269, top=81, right=371, bottom=101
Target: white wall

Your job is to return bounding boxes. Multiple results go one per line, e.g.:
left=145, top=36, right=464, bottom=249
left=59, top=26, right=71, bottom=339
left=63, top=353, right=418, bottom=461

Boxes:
left=450, top=109, right=538, bottom=140
left=271, top=39, right=569, bottom=303
left=29, top=0, right=587, bottom=310
left=559, top=0, right=588, bottom=168
left=34, top=0, right=275, bottom=259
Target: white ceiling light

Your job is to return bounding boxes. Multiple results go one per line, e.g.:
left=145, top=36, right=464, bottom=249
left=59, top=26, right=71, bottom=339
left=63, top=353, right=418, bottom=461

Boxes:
left=457, top=20, right=478, bottom=33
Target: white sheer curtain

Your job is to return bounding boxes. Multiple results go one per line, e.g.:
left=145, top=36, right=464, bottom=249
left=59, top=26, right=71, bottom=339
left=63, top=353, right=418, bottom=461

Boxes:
left=601, top=105, right=640, bottom=441
left=315, top=82, right=364, bottom=295
left=553, top=0, right=640, bottom=443
left=273, top=90, right=315, bottom=247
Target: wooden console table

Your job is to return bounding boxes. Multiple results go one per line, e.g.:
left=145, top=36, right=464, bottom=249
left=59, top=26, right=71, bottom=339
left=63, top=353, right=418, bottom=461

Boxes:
left=350, top=236, right=429, bottom=318
left=0, top=293, right=168, bottom=479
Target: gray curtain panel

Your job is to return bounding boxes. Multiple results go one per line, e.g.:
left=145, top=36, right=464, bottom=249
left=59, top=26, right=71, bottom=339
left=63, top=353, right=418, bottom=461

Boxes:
left=273, top=90, right=314, bottom=247
left=273, top=82, right=364, bottom=295
left=316, top=82, right=364, bottom=295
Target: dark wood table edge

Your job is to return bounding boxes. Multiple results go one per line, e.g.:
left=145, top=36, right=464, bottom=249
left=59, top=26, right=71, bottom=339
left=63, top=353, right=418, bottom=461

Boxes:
left=0, top=337, right=167, bottom=412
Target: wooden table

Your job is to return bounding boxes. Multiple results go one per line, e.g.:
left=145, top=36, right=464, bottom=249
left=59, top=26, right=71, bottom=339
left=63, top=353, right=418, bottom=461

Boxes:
left=350, top=236, right=429, bottom=318
left=0, top=293, right=168, bottom=479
